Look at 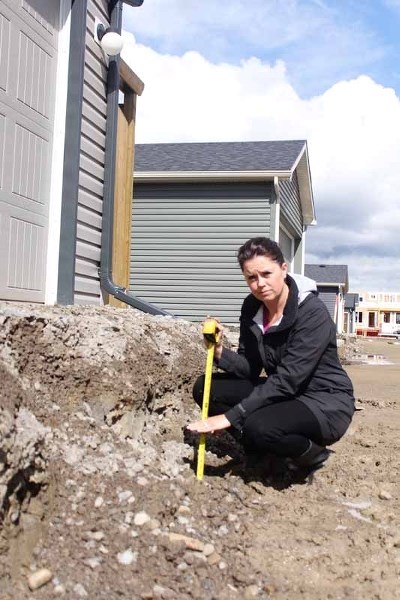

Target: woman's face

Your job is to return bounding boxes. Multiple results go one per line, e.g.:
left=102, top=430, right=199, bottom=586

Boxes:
left=242, top=255, right=288, bottom=304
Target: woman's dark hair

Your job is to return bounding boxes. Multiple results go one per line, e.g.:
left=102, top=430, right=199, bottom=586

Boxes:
left=237, top=237, right=285, bottom=270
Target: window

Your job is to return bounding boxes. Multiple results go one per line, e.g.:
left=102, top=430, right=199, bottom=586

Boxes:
left=383, top=312, right=390, bottom=323
left=359, top=296, right=364, bottom=302
left=357, top=312, right=363, bottom=323
left=368, top=312, right=376, bottom=327
left=396, top=313, right=400, bottom=325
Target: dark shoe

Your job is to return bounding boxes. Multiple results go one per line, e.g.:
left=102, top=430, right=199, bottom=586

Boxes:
left=289, top=441, right=333, bottom=473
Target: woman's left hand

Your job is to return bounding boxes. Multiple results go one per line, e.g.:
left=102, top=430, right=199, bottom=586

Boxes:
left=186, top=414, right=231, bottom=434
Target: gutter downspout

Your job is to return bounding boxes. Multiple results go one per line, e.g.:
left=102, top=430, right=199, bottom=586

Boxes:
left=99, top=0, right=169, bottom=316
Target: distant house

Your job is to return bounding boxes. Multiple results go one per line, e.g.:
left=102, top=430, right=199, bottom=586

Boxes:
left=304, top=264, right=349, bottom=332
left=0, top=0, right=149, bottom=310
left=131, top=141, right=316, bottom=323
left=344, top=293, right=359, bottom=334
left=355, top=291, right=400, bottom=336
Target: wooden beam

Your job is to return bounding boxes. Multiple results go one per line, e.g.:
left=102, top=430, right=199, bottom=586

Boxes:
left=109, top=89, right=136, bottom=308
left=120, top=59, right=144, bottom=96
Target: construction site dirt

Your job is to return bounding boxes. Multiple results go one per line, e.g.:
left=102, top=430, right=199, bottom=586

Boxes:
left=0, top=304, right=399, bottom=600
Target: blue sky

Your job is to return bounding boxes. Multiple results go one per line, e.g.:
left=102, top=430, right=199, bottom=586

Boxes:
left=122, top=0, right=400, bottom=291
left=124, top=0, right=400, bottom=96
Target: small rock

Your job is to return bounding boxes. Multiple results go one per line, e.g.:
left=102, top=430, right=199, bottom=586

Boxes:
left=244, top=584, right=260, bottom=599
left=137, top=476, right=149, bottom=486
left=86, top=531, right=104, bottom=541
left=177, top=505, right=191, bottom=515
left=202, top=543, right=215, bottom=557
left=83, top=557, right=101, bottom=569
left=207, top=551, right=221, bottom=566
left=218, top=560, right=227, bottom=570
left=117, top=548, right=138, bottom=565
left=379, top=490, right=392, bottom=500
left=53, top=584, right=66, bottom=595
left=134, top=511, right=151, bottom=526
left=73, top=583, right=88, bottom=598
left=27, top=568, right=53, bottom=590
left=167, top=532, right=205, bottom=552
left=118, top=490, right=133, bottom=503
left=94, top=496, right=104, bottom=508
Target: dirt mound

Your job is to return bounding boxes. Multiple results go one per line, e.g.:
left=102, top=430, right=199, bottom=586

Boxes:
left=0, top=304, right=399, bottom=599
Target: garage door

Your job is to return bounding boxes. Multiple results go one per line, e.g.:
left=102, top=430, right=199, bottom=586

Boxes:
left=0, top=0, right=59, bottom=301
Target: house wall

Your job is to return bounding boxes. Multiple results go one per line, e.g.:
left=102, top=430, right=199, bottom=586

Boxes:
left=130, top=181, right=273, bottom=324
left=317, top=286, right=337, bottom=322
left=279, top=172, right=303, bottom=237
left=74, top=0, right=109, bottom=304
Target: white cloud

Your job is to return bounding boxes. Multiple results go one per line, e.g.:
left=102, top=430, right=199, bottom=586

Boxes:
left=121, top=33, right=400, bottom=291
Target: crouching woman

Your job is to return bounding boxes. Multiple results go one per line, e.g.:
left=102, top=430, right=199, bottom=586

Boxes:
left=187, top=237, right=355, bottom=474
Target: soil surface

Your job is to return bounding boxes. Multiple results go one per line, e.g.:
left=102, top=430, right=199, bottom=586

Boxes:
left=0, top=304, right=399, bottom=600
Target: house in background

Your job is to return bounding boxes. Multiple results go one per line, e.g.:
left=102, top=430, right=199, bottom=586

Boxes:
left=344, top=292, right=359, bottom=335
left=131, top=141, right=316, bottom=324
left=355, top=291, right=400, bottom=337
left=0, top=0, right=153, bottom=311
left=304, top=264, right=349, bottom=333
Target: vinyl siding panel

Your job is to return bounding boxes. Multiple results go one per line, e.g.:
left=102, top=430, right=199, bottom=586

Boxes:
left=279, top=172, right=303, bottom=236
left=74, top=0, right=108, bottom=304
left=317, top=287, right=337, bottom=321
left=130, top=182, right=273, bottom=324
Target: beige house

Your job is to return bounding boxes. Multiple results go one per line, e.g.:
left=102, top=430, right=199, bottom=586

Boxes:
left=355, top=291, right=400, bottom=336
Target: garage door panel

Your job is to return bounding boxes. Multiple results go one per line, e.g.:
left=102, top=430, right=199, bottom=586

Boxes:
left=0, top=13, right=10, bottom=93
left=0, top=0, right=59, bottom=301
left=0, top=113, right=5, bottom=189
left=2, top=0, right=58, bottom=48
left=0, top=108, right=51, bottom=216
left=0, top=202, right=46, bottom=298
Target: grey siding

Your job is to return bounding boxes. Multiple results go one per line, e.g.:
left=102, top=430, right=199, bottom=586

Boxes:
left=279, top=172, right=303, bottom=237
left=130, top=182, right=273, bottom=324
left=74, top=0, right=109, bottom=304
left=317, top=287, right=337, bottom=321
left=0, top=0, right=59, bottom=301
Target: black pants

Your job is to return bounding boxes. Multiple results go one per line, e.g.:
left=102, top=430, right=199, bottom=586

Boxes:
left=193, top=373, right=324, bottom=458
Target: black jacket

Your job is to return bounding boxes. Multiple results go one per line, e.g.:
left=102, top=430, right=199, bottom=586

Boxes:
left=219, top=275, right=355, bottom=445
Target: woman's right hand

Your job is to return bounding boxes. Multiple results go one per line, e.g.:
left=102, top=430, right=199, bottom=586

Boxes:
left=203, top=317, right=224, bottom=361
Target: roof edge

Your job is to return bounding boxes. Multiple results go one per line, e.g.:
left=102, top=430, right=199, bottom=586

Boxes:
left=291, top=143, right=316, bottom=226
left=134, top=170, right=292, bottom=182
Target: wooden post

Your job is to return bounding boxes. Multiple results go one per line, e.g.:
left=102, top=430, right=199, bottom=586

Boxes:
left=109, top=89, right=136, bottom=308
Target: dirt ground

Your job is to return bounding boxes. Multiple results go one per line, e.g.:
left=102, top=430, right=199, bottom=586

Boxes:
left=0, top=305, right=399, bottom=600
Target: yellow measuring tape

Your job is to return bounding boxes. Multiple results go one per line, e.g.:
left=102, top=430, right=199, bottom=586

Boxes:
left=196, top=319, right=219, bottom=481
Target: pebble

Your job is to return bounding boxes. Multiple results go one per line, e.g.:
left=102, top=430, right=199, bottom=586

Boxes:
left=27, top=568, right=53, bottom=590
left=207, top=551, right=221, bottom=566
left=134, top=511, right=151, bottom=526
left=73, top=583, right=88, bottom=597
left=218, top=560, right=227, bottom=570
left=83, top=557, right=101, bottom=569
left=244, top=585, right=260, bottom=599
left=86, top=530, right=104, bottom=541
left=94, top=496, right=104, bottom=508
left=117, top=548, right=138, bottom=565
left=118, top=490, right=134, bottom=503
left=202, top=543, right=215, bottom=557
left=379, top=490, right=392, bottom=500
left=177, top=505, right=191, bottom=515
left=137, top=476, right=149, bottom=486
left=167, top=532, right=205, bottom=552
left=53, top=584, right=66, bottom=595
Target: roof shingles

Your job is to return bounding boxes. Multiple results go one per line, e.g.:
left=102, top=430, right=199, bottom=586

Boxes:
left=135, top=140, right=306, bottom=172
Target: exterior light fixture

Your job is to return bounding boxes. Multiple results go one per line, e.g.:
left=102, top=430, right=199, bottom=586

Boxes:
left=96, top=22, right=124, bottom=56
